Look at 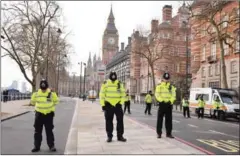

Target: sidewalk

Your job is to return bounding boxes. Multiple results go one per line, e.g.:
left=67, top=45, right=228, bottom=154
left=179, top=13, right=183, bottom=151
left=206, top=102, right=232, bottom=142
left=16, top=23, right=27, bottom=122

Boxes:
left=1, top=100, right=34, bottom=120
left=64, top=100, right=204, bottom=155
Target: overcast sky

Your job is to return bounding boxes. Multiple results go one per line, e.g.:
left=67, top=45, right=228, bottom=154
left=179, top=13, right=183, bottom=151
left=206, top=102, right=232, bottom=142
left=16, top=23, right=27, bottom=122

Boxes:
left=1, top=1, right=182, bottom=90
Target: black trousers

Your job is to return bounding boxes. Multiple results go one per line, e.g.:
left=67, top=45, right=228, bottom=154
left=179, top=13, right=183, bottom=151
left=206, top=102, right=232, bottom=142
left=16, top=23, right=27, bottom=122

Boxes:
left=104, top=102, right=124, bottom=138
left=34, top=111, right=55, bottom=148
left=183, top=106, right=190, bottom=117
left=213, top=109, right=220, bottom=119
left=145, top=103, right=152, bottom=114
left=156, top=102, right=172, bottom=136
left=198, top=108, right=204, bottom=118
left=124, top=101, right=131, bottom=113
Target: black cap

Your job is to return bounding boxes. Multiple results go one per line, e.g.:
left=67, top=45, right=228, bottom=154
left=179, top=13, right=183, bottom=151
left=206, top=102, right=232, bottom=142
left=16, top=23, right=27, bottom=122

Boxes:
left=163, top=72, right=170, bottom=80
left=148, top=90, right=152, bottom=94
left=109, top=71, right=117, bottom=80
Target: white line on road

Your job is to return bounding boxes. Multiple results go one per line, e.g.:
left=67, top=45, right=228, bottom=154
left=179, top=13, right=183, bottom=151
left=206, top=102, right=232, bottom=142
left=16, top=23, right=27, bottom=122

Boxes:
left=173, top=120, right=180, bottom=123
left=208, top=130, right=239, bottom=139
left=188, top=124, right=198, bottom=128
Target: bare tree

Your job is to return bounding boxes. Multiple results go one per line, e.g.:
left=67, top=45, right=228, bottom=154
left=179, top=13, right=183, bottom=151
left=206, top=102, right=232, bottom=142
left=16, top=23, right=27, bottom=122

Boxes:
left=1, top=1, right=70, bottom=92
left=188, top=1, right=239, bottom=88
left=132, top=27, right=177, bottom=92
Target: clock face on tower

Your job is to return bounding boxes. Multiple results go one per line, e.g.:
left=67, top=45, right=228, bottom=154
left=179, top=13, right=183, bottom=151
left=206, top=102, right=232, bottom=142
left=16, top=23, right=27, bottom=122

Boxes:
left=108, top=37, right=115, bottom=45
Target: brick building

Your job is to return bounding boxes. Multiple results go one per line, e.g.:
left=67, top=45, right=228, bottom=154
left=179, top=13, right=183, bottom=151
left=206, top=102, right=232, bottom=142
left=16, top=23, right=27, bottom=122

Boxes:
left=130, top=3, right=191, bottom=96
left=190, top=1, right=239, bottom=90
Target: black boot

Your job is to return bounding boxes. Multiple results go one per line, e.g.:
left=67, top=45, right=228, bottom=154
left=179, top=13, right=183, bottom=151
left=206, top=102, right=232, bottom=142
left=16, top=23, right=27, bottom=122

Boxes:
left=49, top=146, right=56, bottom=152
left=118, top=136, right=127, bottom=142
left=31, top=147, right=40, bottom=152
left=106, top=137, right=112, bottom=143
left=157, top=134, right=161, bottom=138
left=166, top=134, right=174, bottom=138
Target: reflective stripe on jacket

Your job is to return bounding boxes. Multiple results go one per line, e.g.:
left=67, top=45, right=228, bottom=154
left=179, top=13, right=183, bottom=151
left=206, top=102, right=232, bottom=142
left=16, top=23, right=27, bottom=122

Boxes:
left=145, top=94, right=152, bottom=103
left=99, top=79, right=126, bottom=106
left=155, top=82, right=176, bottom=104
left=198, top=99, right=205, bottom=108
left=213, top=100, right=222, bottom=109
left=182, top=99, right=189, bottom=107
left=31, top=89, right=59, bottom=115
left=125, top=95, right=131, bottom=102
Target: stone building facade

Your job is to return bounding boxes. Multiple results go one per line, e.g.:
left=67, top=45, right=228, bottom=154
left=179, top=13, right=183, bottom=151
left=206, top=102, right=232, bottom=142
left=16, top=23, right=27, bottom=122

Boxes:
left=190, top=1, right=239, bottom=91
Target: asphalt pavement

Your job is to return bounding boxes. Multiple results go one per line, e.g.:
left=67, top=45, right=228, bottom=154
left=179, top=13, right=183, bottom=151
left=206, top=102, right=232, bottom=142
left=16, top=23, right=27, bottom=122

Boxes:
left=1, top=97, right=76, bottom=155
left=126, top=103, right=240, bottom=155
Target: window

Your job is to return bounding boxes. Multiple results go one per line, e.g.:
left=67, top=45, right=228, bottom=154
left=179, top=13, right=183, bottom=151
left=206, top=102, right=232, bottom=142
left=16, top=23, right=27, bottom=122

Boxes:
left=202, top=67, right=206, bottom=77
left=176, top=63, right=180, bottom=73
left=235, top=35, right=240, bottom=53
left=222, top=15, right=229, bottom=28
left=223, top=40, right=229, bottom=55
left=209, top=81, right=220, bottom=88
left=201, top=25, right=206, bottom=36
left=202, top=83, right=205, bottom=88
left=202, top=45, right=206, bottom=61
left=215, top=63, right=220, bottom=75
left=195, top=94, right=209, bottom=101
left=175, top=47, right=179, bottom=56
left=231, top=61, right=237, bottom=73
left=211, top=42, right=216, bottom=59
left=231, top=80, right=237, bottom=89
left=209, top=65, right=213, bottom=76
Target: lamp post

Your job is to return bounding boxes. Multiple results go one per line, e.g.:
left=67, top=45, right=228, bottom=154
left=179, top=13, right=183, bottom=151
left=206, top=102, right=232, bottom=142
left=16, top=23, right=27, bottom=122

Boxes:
left=83, top=63, right=86, bottom=95
left=78, top=62, right=83, bottom=97
left=183, top=20, right=189, bottom=95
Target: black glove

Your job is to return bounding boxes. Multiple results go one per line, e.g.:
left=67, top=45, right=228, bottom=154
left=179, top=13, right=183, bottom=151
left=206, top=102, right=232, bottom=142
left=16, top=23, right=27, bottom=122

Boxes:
left=102, top=106, right=106, bottom=111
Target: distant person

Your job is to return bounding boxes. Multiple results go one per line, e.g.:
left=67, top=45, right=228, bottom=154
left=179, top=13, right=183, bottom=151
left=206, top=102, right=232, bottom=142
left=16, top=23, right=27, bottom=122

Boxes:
left=213, top=96, right=223, bottom=119
left=124, top=90, right=131, bottom=114
left=144, top=90, right=153, bottom=115
left=30, top=79, right=59, bottom=152
left=197, top=96, right=205, bottom=119
left=182, top=95, right=190, bottom=118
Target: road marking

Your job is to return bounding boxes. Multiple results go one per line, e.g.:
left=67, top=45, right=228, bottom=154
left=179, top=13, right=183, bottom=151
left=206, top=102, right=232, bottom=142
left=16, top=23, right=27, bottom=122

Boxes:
left=173, top=120, right=180, bottom=123
left=219, top=140, right=240, bottom=148
left=197, top=139, right=239, bottom=153
left=188, top=124, right=198, bottom=128
left=208, top=130, right=239, bottom=139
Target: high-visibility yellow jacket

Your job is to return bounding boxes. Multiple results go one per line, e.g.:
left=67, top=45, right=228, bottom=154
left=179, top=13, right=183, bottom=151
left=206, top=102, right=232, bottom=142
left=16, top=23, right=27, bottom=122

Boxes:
left=145, top=94, right=152, bottom=103
left=99, top=79, right=126, bottom=106
left=198, top=99, right=205, bottom=108
left=213, top=100, right=223, bottom=109
left=155, top=82, right=176, bottom=104
left=125, top=94, right=131, bottom=102
left=182, top=99, right=189, bottom=107
left=31, top=89, right=59, bottom=115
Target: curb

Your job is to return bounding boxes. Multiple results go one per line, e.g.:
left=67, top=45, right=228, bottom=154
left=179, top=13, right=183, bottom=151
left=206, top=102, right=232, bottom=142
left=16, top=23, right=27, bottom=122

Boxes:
left=1, top=111, right=30, bottom=122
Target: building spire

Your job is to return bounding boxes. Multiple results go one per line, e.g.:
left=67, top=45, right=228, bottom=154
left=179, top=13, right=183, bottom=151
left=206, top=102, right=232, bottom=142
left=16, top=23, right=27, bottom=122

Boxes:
left=108, top=3, right=114, bottom=20
left=105, top=3, right=118, bottom=34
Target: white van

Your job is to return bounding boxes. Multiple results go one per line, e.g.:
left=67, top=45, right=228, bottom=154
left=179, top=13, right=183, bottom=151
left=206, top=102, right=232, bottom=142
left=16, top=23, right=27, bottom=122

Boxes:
left=189, top=88, right=240, bottom=120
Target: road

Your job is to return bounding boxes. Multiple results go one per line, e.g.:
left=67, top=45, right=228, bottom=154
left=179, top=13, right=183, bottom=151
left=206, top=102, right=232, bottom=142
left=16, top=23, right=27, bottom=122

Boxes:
left=1, top=97, right=76, bottom=155
left=126, top=104, right=240, bottom=155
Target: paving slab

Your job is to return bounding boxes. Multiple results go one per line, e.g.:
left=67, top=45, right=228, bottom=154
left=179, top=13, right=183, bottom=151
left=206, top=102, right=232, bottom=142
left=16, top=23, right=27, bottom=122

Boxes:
left=64, top=100, right=205, bottom=155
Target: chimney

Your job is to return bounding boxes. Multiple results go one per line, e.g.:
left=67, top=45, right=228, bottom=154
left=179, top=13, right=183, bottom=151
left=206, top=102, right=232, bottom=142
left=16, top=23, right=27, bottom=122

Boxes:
left=162, top=5, right=172, bottom=22
left=128, top=37, right=131, bottom=45
left=151, top=20, right=159, bottom=33
left=121, top=42, right=124, bottom=51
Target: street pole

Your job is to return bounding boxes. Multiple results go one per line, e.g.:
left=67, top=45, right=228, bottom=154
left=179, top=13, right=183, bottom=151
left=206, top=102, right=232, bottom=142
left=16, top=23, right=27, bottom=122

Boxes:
left=79, top=62, right=82, bottom=96
left=147, top=63, right=149, bottom=92
left=83, top=65, right=86, bottom=95
left=46, top=25, right=50, bottom=81
left=184, top=21, right=189, bottom=95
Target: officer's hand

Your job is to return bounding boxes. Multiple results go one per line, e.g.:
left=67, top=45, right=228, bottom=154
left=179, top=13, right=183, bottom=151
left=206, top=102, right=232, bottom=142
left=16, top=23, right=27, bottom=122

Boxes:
left=102, top=106, right=106, bottom=111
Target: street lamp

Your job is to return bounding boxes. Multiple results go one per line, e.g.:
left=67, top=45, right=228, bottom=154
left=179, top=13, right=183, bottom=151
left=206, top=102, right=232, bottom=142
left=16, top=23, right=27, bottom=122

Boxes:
left=78, top=62, right=84, bottom=97
left=83, top=63, right=87, bottom=95
left=183, top=20, right=189, bottom=94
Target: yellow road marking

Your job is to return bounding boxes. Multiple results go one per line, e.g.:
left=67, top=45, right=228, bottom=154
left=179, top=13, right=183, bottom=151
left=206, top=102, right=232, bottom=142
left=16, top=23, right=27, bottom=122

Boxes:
left=197, top=139, right=239, bottom=153
left=219, top=140, right=240, bottom=148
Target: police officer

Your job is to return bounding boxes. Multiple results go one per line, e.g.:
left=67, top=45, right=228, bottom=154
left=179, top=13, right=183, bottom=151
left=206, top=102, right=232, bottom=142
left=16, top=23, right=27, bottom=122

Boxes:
left=182, top=95, right=190, bottom=118
left=198, top=96, right=205, bottom=119
left=99, top=71, right=127, bottom=142
left=124, top=90, right=131, bottom=114
left=31, top=79, right=59, bottom=152
left=155, top=72, right=176, bottom=139
left=213, top=96, right=223, bottom=119
left=144, top=90, right=152, bottom=115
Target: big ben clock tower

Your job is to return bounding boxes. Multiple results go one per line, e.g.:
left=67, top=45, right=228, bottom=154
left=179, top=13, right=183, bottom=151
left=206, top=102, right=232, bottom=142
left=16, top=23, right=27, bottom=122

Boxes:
left=102, top=5, right=119, bottom=65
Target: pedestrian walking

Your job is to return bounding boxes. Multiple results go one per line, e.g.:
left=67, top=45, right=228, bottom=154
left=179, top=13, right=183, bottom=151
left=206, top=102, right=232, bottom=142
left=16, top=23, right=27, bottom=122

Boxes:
left=212, top=96, right=223, bottom=119
left=155, top=72, right=176, bottom=139
left=124, top=90, right=131, bottom=114
left=182, top=95, right=190, bottom=118
left=30, top=79, right=59, bottom=152
left=144, top=90, right=152, bottom=115
left=197, top=96, right=205, bottom=119
left=99, top=71, right=127, bottom=143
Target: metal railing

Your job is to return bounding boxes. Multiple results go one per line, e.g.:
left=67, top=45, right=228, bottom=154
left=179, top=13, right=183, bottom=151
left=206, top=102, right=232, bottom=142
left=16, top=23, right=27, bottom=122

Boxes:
left=1, top=94, right=31, bottom=102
